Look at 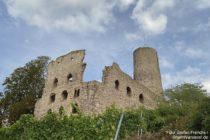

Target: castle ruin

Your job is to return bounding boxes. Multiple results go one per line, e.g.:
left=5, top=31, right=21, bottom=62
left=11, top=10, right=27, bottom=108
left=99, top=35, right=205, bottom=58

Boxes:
left=34, top=47, right=163, bottom=118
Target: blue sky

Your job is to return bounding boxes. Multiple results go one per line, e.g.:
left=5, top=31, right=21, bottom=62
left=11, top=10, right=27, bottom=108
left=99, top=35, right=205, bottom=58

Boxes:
left=0, top=0, right=210, bottom=93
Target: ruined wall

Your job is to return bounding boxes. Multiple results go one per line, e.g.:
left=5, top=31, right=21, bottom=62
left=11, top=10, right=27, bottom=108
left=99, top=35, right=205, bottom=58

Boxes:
left=44, top=50, right=86, bottom=92
left=34, top=50, right=87, bottom=118
left=34, top=47, right=162, bottom=118
left=133, top=47, right=163, bottom=95
left=93, top=63, right=157, bottom=113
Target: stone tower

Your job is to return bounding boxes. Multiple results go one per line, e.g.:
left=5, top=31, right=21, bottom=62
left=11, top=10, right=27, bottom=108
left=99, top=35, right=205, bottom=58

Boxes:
left=133, top=47, right=163, bottom=95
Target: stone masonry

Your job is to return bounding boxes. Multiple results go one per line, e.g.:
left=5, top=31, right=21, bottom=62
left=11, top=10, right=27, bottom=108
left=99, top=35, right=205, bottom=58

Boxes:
left=34, top=47, right=163, bottom=118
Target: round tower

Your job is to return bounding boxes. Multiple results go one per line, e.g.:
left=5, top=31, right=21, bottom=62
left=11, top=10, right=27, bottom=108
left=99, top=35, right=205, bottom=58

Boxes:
left=133, top=47, right=163, bottom=95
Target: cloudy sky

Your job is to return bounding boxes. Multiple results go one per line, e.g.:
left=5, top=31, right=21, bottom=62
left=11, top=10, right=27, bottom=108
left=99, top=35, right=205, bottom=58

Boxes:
left=0, top=0, right=210, bottom=93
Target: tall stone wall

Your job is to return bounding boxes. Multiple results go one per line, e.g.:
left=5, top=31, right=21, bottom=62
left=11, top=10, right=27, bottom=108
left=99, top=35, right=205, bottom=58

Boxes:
left=44, top=50, right=86, bottom=93
left=94, top=63, right=156, bottom=113
left=34, top=50, right=87, bottom=118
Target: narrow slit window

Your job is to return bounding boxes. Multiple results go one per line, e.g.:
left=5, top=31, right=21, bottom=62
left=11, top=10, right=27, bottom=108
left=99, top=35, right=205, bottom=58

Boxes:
left=126, top=87, right=132, bottom=97
left=62, top=90, right=68, bottom=100
left=74, top=89, right=80, bottom=97
left=115, top=80, right=119, bottom=90
left=139, top=94, right=144, bottom=103
left=50, top=94, right=56, bottom=103
left=54, top=78, right=58, bottom=87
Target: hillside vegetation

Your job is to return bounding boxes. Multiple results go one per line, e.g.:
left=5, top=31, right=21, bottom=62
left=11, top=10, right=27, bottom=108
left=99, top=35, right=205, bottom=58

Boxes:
left=0, top=83, right=209, bottom=140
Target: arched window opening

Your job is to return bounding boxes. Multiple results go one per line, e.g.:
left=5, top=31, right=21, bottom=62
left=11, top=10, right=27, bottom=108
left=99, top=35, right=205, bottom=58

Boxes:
left=53, top=78, right=58, bottom=87
left=72, top=103, right=79, bottom=114
left=115, top=80, right=119, bottom=90
left=67, top=74, right=73, bottom=82
left=50, top=94, right=55, bottom=103
left=62, top=90, right=68, bottom=100
left=126, top=87, right=132, bottom=97
left=139, top=94, right=144, bottom=103
left=74, top=89, right=80, bottom=98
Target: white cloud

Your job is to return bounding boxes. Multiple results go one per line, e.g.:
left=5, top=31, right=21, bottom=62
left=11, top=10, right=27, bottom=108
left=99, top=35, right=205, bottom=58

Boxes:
left=192, top=18, right=210, bottom=32
left=5, top=0, right=210, bottom=35
left=162, top=66, right=202, bottom=87
left=162, top=66, right=210, bottom=93
left=5, top=0, right=117, bottom=32
left=195, top=0, right=210, bottom=9
left=125, top=32, right=142, bottom=41
left=174, top=41, right=205, bottom=59
left=160, top=57, right=174, bottom=69
left=203, top=80, right=210, bottom=94
left=185, top=48, right=205, bottom=58
left=208, top=17, right=210, bottom=26
left=116, top=0, right=136, bottom=10
left=129, top=0, right=210, bottom=35
left=24, top=39, right=30, bottom=44
left=131, top=0, right=174, bottom=34
left=4, top=0, right=138, bottom=33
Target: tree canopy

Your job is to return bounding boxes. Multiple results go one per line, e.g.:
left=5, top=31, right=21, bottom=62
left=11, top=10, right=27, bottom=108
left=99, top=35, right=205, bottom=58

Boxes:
left=0, top=56, right=49, bottom=125
left=165, top=83, right=208, bottom=103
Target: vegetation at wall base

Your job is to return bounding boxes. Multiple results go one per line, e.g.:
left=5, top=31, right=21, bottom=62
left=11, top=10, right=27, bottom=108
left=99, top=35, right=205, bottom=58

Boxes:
left=0, top=84, right=210, bottom=140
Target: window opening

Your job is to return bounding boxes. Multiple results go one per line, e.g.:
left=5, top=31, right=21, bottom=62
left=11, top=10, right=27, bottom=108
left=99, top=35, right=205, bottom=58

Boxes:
left=139, top=94, right=144, bottom=103
left=54, top=78, right=58, bottom=86
left=67, top=74, right=73, bottom=82
left=115, top=80, right=119, bottom=89
left=74, top=89, right=80, bottom=97
left=126, top=87, right=132, bottom=97
left=50, top=94, right=55, bottom=103
left=62, top=90, right=68, bottom=100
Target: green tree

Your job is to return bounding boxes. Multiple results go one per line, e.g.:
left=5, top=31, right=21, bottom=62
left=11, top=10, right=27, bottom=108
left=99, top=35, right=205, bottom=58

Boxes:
left=0, top=92, right=3, bottom=98
left=165, top=83, right=207, bottom=103
left=0, top=56, right=49, bottom=125
left=163, top=83, right=209, bottom=130
left=189, top=97, right=210, bottom=131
